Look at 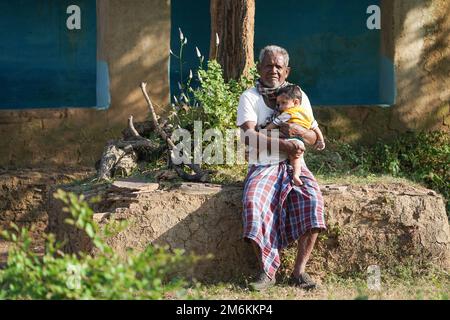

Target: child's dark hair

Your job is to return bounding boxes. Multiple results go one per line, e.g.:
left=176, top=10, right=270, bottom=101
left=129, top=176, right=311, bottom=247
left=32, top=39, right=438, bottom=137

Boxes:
left=277, top=85, right=302, bottom=103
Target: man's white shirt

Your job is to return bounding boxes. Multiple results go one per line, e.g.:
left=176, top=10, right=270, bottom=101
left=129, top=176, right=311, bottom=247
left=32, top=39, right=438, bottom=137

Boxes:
left=236, top=87, right=313, bottom=165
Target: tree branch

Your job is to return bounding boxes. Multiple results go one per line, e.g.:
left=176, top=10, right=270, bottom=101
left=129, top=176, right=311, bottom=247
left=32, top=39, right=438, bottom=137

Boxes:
left=140, top=82, right=209, bottom=182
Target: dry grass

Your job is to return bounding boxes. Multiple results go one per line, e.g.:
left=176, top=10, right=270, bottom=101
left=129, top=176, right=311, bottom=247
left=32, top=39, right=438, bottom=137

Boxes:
left=315, top=173, right=425, bottom=187
left=206, top=163, right=420, bottom=187
left=193, top=270, right=450, bottom=300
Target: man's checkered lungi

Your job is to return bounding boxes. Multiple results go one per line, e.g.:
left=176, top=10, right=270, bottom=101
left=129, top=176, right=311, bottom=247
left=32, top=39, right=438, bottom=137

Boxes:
left=242, top=160, right=326, bottom=279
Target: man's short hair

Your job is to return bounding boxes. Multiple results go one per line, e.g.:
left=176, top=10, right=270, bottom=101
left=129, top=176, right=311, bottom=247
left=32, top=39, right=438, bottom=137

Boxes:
left=259, top=45, right=290, bottom=67
left=277, top=85, right=302, bottom=103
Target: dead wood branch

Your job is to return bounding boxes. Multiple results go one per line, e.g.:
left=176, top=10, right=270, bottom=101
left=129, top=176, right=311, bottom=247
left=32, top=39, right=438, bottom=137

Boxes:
left=122, top=120, right=155, bottom=140
left=96, top=116, right=162, bottom=181
left=128, top=115, right=140, bottom=137
left=97, top=141, right=138, bottom=181
left=140, top=83, right=176, bottom=149
left=140, top=82, right=210, bottom=182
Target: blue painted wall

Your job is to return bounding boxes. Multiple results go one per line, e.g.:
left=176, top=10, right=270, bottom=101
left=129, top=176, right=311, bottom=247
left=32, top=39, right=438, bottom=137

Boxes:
left=170, top=0, right=395, bottom=106
left=0, top=0, right=100, bottom=109
left=170, top=0, right=210, bottom=102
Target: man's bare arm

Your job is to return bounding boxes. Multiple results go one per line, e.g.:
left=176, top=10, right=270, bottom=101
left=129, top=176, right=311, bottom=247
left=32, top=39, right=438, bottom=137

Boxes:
left=263, top=122, right=278, bottom=130
left=240, top=121, right=304, bottom=157
left=279, top=123, right=318, bottom=145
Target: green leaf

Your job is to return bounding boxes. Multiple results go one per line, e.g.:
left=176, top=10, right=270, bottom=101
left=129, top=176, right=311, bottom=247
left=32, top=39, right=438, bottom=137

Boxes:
left=85, top=224, right=95, bottom=238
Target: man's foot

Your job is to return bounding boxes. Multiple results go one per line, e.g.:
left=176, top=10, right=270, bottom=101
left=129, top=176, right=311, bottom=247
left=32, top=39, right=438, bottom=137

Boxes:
left=289, top=272, right=317, bottom=290
left=249, top=272, right=276, bottom=291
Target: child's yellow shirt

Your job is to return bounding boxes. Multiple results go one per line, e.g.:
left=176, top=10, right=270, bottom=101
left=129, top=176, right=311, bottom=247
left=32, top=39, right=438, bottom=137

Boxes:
left=273, top=105, right=318, bottom=130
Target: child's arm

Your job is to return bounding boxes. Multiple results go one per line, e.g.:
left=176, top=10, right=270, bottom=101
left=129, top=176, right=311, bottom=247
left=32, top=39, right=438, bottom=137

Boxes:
left=261, top=112, right=291, bottom=131
left=313, top=126, right=326, bottom=150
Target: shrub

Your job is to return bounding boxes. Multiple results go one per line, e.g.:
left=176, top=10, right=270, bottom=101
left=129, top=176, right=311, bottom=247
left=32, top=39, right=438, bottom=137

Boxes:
left=170, top=60, right=257, bottom=133
left=367, top=131, right=449, bottom=212
left=0, top=190, right=198, bottom=300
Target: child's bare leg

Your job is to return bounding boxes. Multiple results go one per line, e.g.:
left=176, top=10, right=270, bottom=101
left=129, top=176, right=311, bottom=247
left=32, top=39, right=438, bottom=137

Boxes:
left=290, top=155, right=303, bottom=186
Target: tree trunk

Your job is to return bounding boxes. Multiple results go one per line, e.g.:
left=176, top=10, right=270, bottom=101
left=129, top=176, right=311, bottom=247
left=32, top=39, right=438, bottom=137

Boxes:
left=210, top=0, right=255, bottom=81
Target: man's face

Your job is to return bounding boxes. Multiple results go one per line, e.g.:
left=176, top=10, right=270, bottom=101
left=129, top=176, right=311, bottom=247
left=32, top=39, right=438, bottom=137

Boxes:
left=257, top=53, right=290, bottom=88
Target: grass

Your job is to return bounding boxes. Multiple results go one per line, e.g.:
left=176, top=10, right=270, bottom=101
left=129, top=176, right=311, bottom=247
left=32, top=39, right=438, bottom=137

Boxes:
left=68, top=162, right=423, bottom=191
left=204, top=164, right=426, bottom=188
left=315, top=173, right=425, bottom=186
left=194, top=268, right=450, bottom=300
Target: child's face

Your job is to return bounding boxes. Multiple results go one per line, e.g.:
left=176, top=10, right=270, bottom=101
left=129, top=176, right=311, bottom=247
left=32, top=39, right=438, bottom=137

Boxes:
left=276, top=94, right=299, bottom=112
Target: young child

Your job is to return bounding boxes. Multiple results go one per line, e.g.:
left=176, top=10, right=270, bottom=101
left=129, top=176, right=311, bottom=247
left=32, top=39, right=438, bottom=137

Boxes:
left=263, top=85, right=325, bottom=186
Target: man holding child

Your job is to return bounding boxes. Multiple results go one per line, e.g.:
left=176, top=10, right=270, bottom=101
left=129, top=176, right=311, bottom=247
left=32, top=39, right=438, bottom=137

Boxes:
left=236, top=45, right=327, bottom=291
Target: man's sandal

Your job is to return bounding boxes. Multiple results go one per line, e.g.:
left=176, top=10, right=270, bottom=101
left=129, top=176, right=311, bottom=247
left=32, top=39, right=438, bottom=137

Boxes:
left=249, top=272, right=276, bottom=291
left=289, top=272, right=317, bottom=290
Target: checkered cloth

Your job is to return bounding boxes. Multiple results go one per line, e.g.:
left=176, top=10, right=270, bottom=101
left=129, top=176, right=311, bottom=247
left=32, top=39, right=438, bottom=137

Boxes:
left=256, top=79, right=292, bottom=100
left=242, top=160, right=326, bottom=279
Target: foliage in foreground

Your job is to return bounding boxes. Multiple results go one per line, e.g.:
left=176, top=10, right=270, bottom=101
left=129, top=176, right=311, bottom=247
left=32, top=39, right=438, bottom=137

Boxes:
left=0, top=190, right=198, bottom=300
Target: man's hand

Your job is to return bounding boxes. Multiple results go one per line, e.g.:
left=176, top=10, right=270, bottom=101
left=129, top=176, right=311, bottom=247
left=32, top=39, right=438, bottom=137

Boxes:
left=279, top=122, right=298, bottom=138
left=279, top=122, right=317, bottom=146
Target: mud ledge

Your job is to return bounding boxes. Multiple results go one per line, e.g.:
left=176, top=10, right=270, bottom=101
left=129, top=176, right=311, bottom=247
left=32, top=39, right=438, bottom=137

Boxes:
left=0, top=168, right=95, bottom=266
left=47, top=177, right=450, bottom=282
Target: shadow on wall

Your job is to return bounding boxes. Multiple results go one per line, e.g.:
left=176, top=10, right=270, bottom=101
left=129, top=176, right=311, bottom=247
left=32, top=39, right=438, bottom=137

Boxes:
left=315, top=0, right=450, bottom=145
left=151, top=188, right=258, bottom=283
left=47, top=184, right=258, bottom=284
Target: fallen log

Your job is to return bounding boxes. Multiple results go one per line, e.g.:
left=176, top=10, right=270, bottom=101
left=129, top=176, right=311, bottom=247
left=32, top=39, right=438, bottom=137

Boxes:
left=96, top=115, right=162, bottom=181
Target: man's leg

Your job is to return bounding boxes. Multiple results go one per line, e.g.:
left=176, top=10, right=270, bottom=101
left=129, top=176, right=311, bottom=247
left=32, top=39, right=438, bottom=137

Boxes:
left=242, top=164, right=283, bottom=291
left=293, top=228, right=320, bottom=278
left=284, top=163, right=325, bottom=289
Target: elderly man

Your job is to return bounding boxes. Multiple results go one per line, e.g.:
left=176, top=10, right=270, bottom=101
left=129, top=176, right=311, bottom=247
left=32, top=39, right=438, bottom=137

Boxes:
left=236, top=45, right=326, bottom=291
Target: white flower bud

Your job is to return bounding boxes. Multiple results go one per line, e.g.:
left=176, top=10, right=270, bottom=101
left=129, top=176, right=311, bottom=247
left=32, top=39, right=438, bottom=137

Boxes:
left=179, top=28, right=184, bottom=41
left=195, top=47, right=202, bottom=58
left=215, top=33, right=220, bottom=46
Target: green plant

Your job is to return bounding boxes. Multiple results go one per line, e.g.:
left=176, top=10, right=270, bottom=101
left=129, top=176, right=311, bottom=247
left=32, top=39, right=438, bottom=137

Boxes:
left=166, top=34, right=257, bottom=173
left=193, top=60, right=257, bottom=131
left=169, top=29, right=257, bottom=133
left=170, top=60, right=257, bottom=133
left=0, top=190, right=199, bottom=300
left=305, top=131, right=449, bottom=215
